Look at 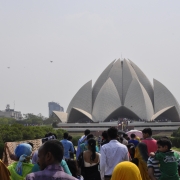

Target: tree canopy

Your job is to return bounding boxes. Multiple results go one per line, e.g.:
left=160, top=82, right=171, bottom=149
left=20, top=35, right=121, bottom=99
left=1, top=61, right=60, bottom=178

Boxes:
left=0, top=113, right=58, bottom=126
left=171, top=127, right=180, bottom=137
left=0, top=123, right=66, bottom=159
left=0, top=124, right=66, bottom=143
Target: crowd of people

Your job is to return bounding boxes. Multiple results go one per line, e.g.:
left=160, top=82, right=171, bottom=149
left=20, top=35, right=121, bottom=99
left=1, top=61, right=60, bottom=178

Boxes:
left=0, top=127, right=180, bottom=180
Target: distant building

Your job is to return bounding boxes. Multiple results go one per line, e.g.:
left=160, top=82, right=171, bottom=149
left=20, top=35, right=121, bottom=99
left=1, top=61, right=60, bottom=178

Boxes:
left=0, top=104, right=22, bottom=120
left=48, top=102, right=64, bottom=117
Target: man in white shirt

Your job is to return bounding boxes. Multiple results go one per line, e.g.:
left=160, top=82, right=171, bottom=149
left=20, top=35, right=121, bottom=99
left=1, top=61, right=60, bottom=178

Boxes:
left=100, top=127, right=129, bottom=180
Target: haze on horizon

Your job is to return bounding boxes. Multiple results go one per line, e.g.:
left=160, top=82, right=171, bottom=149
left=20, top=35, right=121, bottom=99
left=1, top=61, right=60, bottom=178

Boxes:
left=0, top=0, right=180, bottom=117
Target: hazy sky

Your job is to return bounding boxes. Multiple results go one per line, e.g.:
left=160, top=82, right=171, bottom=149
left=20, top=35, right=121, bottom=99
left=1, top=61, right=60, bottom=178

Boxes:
left=0, top=1, right=180, bottom=117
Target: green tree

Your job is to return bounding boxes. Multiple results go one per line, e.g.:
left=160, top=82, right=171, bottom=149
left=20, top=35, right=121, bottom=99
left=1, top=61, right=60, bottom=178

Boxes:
left=172, top=127, right=180, bottom=137
left=0, top=124, right=67, bottom=159
left=56, top=129, right=66, bottom=139
left=0, top=117, right=16, bottom=125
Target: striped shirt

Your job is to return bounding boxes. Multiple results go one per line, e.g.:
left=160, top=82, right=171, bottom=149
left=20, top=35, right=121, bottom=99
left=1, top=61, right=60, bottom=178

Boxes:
left=147, top=157, right=161, bottom=179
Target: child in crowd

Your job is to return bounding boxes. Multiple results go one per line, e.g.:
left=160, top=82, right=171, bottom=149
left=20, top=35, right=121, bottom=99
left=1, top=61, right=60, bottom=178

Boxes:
left=150, top=138, right=180, bottom=180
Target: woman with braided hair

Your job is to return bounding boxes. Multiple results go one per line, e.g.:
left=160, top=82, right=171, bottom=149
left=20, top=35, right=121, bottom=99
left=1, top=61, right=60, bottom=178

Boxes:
left=81, top=138, right=101, bottom=180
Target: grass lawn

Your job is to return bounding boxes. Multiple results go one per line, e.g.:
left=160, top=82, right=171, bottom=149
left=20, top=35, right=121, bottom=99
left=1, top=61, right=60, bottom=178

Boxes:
left=172, top=147, right=180, bottom=152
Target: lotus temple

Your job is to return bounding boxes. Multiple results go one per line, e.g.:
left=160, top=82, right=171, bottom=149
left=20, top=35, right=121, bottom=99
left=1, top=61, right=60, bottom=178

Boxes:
left=53, top=59, right=180, bottom=124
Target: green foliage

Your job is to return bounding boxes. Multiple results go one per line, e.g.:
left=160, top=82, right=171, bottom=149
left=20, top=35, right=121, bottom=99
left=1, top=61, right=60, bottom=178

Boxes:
left=0, top=113, right=58, bottom=126
left=0, top=124, right=67, bottom=159
left=52, top=122, right=59, bottom=128
left=0, top=117, right=16, bottom=125
left=169, top=128, right=180, bottom=148
left=152, top=136, right=163, bottom=140
left=72, top=135, right=81, bottom=146
left=172, top=147, right=180, bottom=152
left=170, top=137, right=180, bottom=148
left=56, top=129, right=66, bottom=139
left=0, top=124, right=67, bottom=142
left=16, top=113, right=43, bottom=125
left=171, top=127, right=180, bottom=137
left=43, top=117, right=57, bottom=125
left=153, top=131, right=180, bottom=148
left=0, top=143, right=4, bottom=159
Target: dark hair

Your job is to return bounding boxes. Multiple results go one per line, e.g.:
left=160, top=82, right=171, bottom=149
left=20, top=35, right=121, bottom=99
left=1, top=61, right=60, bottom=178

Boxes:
left=127, top=143, right=135, bottom=149
left=63, top=132, right=69, bottom=139
left=42, top=133, right=56, bottom=144
left=123, top=133, right=128, bottom=138
left=142, top=128, right=152, bottom=136
left=137, top=143, right=149, bottom=162
left=84, top=129, right=90, bottom=136
left=45, top=132, right=57, bottom=139
left=107, top=127, right=118, bottom=139
left=42, top=140, right=64, bottom=162
left=67, top=135, right=72, bottom=141
left=87, top=134, right=94, bottom=140
left=127, top=143, right=135, bottom=159
left=88, top=138, right=96, bottom=161
left=27, top=142, right=33, bottom=148
left=102, top=131, right=108, bottom=139
left=65, top=159, right=79, bottom=178
left=119, top=137, right=123, bottom=143
left=130, top=134, right=136, bottom=138
left=157, top=138, right=172, bottom=150
left=161, top=136, right=169, bottom=140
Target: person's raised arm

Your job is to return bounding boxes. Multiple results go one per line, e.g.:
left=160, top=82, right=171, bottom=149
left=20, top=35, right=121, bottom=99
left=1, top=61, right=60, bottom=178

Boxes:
left=5, top=143, right=18, bottom=161
left=149, top=152, right=155, bottom=157
left=79, top=136, right=86, bottom=144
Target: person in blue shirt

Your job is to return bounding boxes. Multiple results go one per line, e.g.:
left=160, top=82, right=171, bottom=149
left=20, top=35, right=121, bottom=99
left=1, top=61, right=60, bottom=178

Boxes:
left=128, top=134, right=139, bottom=147
left=76, top=129, right=90, bottom=159
left=78, top=134, right=99, bottom=156
left=61, top=132, right=74, bottom=159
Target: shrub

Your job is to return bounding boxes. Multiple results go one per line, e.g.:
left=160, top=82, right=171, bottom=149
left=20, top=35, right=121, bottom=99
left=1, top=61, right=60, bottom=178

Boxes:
left=0, top=124, right=67, bottom=158
left=72, top=135, right=81, bottom=146
left=0, top=143, right=4, bottom=159
left=170, top=137, right=180, bottom=148
left=153, top=136, right=180, bottom=148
